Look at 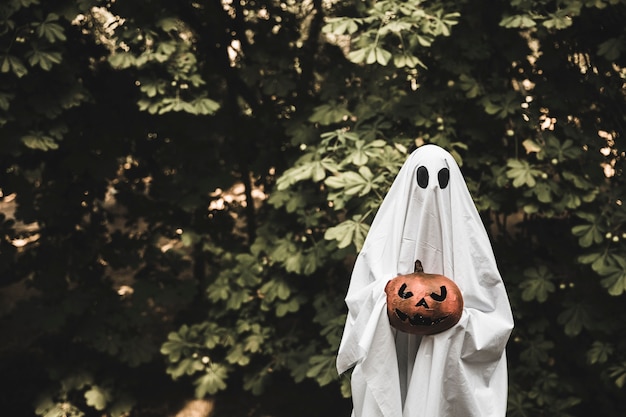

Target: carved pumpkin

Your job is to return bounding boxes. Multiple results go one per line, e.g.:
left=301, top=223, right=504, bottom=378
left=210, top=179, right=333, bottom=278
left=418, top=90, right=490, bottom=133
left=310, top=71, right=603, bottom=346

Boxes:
left=384, top=260, right=463, bottom=335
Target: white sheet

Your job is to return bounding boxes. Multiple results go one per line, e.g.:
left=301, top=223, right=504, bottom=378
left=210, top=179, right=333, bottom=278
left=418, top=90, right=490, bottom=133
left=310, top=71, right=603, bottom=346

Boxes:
left=336, top=144, right=514, bottom=417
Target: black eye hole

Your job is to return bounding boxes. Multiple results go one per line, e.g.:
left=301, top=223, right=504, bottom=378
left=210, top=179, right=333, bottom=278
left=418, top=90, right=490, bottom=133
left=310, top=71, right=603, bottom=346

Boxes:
left=438, top=168, right=450, bottom=189
left=416, top=166, right=429, bottom=188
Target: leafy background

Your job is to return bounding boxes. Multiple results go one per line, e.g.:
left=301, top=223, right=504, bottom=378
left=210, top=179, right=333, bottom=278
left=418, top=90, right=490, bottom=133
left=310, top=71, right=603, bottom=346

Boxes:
left=1, top=0, right=625, bottom=416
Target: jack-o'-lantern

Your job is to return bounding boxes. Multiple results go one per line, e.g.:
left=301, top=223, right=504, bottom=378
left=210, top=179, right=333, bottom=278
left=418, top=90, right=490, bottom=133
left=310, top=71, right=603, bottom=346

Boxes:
left=384, top=260, right=463, bottom=335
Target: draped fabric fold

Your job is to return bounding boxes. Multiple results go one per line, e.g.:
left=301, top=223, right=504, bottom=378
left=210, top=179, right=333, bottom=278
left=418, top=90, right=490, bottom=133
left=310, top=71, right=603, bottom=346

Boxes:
left=336, top=144, right=514, bottom=417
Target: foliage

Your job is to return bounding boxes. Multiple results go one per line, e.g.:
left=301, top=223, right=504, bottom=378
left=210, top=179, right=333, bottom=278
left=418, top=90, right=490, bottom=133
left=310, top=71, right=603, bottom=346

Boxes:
left=1, top=0, right=626, bottom=416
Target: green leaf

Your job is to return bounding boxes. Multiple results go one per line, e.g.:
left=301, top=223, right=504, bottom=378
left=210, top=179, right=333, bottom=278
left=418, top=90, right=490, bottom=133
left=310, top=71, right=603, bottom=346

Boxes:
left=458, top=74, right=481, bottom=98
left=108, top=52, right=136, bottom=69
left=26, top=49, right=62, bottom=70
left=587, top=341, right=613, bottom=364
left=284, top=252, right=305, bottom=274
left=160, top=331, right=187, bottom=362
left=598, top=37, right=623, bottom=60
left=204, top=329, right=221, bottom=349
left=560, top=192, right=581, bottom=209
left=608, top=361, right=626, bottom=388
left=109, top=396, right=136, bottom=417
left=243, top=368, right=272, bottom=395
left=591, top=252, right=624, bottom=275
left=562, top=171, right=593, bottom=190
left=0, top=91, right=13, bottom=111
left=276, top=158, right=339, bottom=189
left=192, top=97, right=220, bottom=115
left=259, top=279, right=291, bottom=302
left=415, top=33, right=434, bottom=47
left=324, top=218, right=370, bottom=251
left=380, top=20, right=413, bottom=35
left=557, top=304, right=594, bottom=336
left=244, top=332, right=265, bottom=353
left=324, top=169, right=373, bottom=196
left=21, top=133, right=59, bottom=150
left=372, top=47, right=392, bottom=66
left=543, top=11, right=574, bottom=29
left=533, top=182, right=553, bottom=203
left=206, top=278, right=230, bottom=302
left=345, top=140, right=387, bottom=166
left=520, top=337, right=554, bottom=366
left=139, top=78, right=166, bottom=97
left=500, top=14, right=537, bottom=28
left=276, top=298, right=301, bottom=317
left=600, top=257, right=626, bottom=296
left=308, top=102, right=351, bottom=125
left=226, top=288, right=250, bottom=310
left=571, top=217, right=603, bottom=248
left=35, top=399, right=83, bottom=417
left=393, top=52, right=426, bottom=69
left=347, top=47, right=368, bottom=64
left=181, top=230, right=200, bottom=247
left=276, top=163, right=314, bottom=190
left=481, top=92, right=519, bottom=118
left=519, top=265, right=555, bottom=302
left=226, top=344, right=250, bottom=366
left=269, top=237, right=298, bottom=264
left=340, top=376, right=352, bottom=398
left=302, top=242, right=327, bottom=275
left=195, top=363, right=229, bottom=396
left=306, top=354, right=338, bottom=386
left=168, top=357, right=205, bottom=379
left=84, top=386, right=111, bottom=411
left=151, top=41, right=176, bottom=62
left=60, top=372, right=93, bottom=392
left=34, top=14, right=66, bottom=42
left=506, top=159, right=542, bottom=187
left=348, top=141, right=370, bottom=165
left=322, top=17, right=359, bottom=35
left=433, top=11, right=460, bottom=36
left=156, top=17, right=180, bottom=32
left=578, top=251, right=602, bottom=265
left=1, top=55, right=28, bottom=77
left=544, top=136, right=582, bottom=161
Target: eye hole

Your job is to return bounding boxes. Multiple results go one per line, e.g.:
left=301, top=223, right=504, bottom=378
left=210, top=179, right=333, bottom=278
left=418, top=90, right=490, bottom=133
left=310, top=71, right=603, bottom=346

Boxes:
left=430, top=285, right=447, bottom=301
left=398, top=283, right=414, bottom=299
left=416, top=166, right=429, bottom=188
left=438, top=168, right=450, bottom=189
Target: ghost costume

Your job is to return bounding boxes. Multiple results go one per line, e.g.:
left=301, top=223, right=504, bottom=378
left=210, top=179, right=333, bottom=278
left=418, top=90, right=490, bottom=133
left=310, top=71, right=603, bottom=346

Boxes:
left=336, top=144, right=514, bottom=417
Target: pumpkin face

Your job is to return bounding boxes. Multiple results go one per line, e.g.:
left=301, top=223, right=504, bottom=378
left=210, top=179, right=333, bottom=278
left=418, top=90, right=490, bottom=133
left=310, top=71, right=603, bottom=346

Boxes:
left=384, top=265, right=463, bottom=335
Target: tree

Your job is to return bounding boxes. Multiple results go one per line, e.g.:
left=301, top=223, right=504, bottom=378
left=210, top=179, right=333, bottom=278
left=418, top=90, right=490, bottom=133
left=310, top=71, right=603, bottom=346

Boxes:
left=0, top=0, right=625, bottom=416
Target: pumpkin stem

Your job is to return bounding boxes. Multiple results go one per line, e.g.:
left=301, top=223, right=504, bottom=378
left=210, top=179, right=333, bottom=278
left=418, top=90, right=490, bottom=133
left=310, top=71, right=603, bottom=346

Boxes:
left=414, top=259, right=424, bottom=273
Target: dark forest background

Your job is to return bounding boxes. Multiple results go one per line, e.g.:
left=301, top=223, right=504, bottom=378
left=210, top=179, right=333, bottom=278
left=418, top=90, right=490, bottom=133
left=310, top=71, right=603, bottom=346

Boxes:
left=1, top=0, right=626, bottom=416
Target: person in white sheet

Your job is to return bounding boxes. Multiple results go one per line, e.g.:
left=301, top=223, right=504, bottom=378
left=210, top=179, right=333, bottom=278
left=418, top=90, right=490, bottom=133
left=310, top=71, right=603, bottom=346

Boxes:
left=336, top=144, right=514, bottom=417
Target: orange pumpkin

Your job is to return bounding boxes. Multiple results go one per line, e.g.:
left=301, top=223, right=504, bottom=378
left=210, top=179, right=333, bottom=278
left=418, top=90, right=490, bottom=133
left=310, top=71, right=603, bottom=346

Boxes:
left=384, top=260, right=463, bottom=335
